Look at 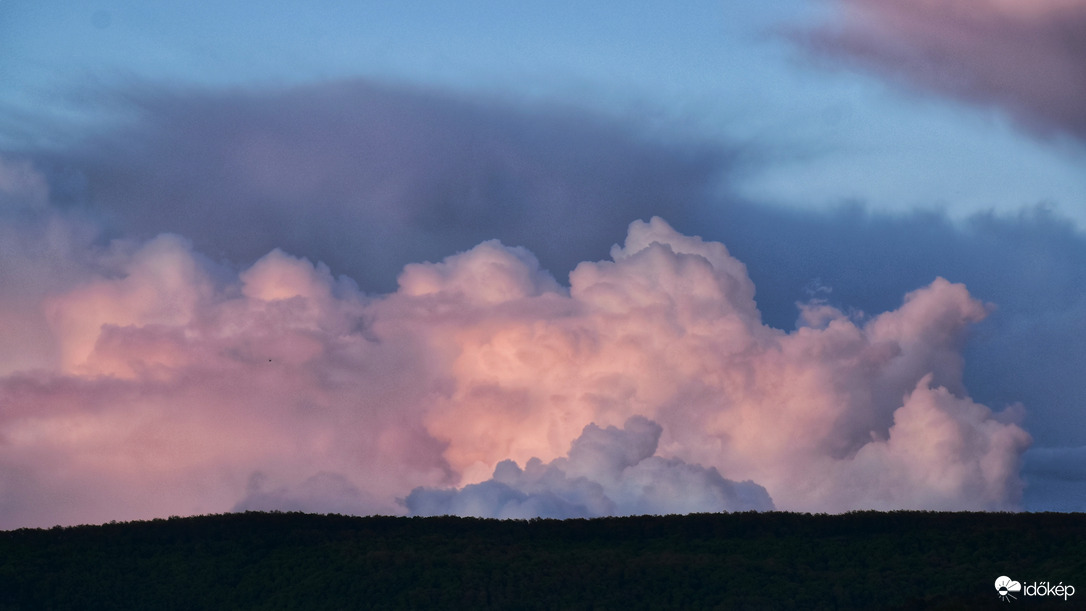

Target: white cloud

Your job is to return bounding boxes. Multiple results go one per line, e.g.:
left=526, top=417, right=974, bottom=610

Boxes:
left=407, top=416, right=774, bottom=518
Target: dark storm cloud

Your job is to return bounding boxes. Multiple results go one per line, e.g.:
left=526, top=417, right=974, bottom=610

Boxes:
left=22, top=79, right=728, bottom=290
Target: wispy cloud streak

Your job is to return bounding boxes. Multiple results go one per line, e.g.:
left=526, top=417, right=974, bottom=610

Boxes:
left=799, top=0, right=1086, bottom=141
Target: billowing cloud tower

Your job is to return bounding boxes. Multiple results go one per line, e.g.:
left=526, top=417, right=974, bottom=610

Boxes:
left=0, top=165, right=1031, bottom=526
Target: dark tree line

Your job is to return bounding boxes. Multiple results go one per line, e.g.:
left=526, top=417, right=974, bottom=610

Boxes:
left=1, top=511, right=1083, bottom=610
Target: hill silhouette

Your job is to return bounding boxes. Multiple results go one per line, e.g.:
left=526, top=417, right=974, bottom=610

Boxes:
left=1, top=511, right=1082, bottom=609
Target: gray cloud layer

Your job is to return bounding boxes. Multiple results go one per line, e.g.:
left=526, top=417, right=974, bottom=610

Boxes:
left=23, top=80, right=727, bottom=292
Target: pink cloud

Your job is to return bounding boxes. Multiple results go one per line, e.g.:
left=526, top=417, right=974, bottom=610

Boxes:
left=800, top=0, right=1086, bottom=140
left=0, top=197, right=1031, bottom=526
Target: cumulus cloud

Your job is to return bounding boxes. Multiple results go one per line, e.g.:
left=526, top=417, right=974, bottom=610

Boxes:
left=0, top=167, right=1033, bottom=527
left=406, top=416, right=774, bottom=518
left=799, top=0, right=1086, bottom=140
left=0, top=157, right=105, bottom=377
left=702, top=202, right=1086, bottom=474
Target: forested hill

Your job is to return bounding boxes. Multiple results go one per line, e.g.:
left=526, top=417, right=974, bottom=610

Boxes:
left=1, top=511, right=1083, bottom=610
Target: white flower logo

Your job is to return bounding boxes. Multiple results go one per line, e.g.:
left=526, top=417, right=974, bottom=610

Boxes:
left=995, top=576, right=1022, bottom=602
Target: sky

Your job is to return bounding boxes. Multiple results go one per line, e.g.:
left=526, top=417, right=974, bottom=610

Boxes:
left=0, top=0, right=1084, bottom=528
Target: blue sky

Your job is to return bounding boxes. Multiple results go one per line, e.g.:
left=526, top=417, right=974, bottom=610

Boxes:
left=3, top=1, right=1083, bottom=221
left=1, top=1, right=1085, bottom=524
